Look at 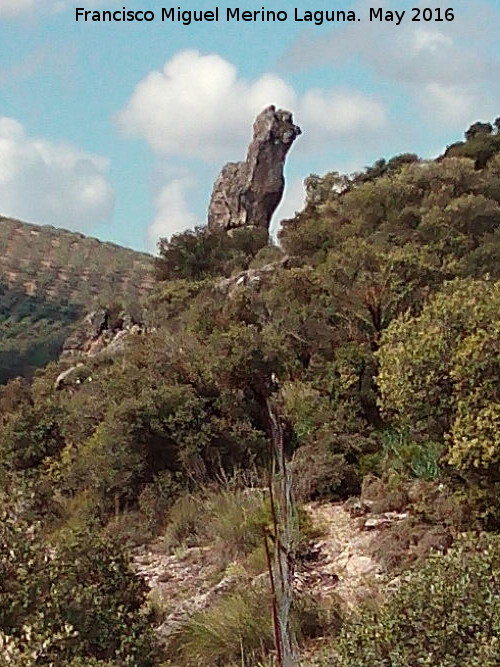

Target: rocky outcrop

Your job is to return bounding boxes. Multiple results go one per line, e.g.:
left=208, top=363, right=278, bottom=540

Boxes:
left=61, top=308, right=146, bottom=359
left=207, top=105, right=301, bottom=234
left=214, top=255, right=302, bottom=296
left=132, top=543, right=240, bottom=645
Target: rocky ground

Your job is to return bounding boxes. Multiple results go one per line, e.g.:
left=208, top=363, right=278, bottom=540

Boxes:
left=132, top=499, right=408, bottom=657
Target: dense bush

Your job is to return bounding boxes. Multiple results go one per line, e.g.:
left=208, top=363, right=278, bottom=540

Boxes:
left=0, top=403, right=65, bottom=470
left=445, top=118, right=500, bottom=168
left=0, top=493, right=159, bottom=665
left=377, top=278, right=500, bottom=480
left=335, top=533, right=500, bottom=666
left=155, top=226, right=268, bottom=281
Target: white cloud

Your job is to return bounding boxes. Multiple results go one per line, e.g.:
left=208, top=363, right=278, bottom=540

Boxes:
left=412, top=28, right=453, bottom=54
left=271, top=177, right=306, bottom=238
left=423, top=83, right=476, bottom=125
left=285, top=0, right=500, bottom=126
left=0, top=116, right=114, bottom=230
left=299, top=89, right=386, bottom=145
left=117, top=50, right=387, bottom=161
left=148, top=176, right=203, bottom=251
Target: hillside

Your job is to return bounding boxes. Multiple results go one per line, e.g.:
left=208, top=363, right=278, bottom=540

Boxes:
left=0, top=216, right=154, bottom=383
left=1, top=118, right=500, bottom=666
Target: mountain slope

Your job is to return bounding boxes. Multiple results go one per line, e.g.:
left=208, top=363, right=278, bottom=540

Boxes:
left=0, top=216, right=154, bottom=383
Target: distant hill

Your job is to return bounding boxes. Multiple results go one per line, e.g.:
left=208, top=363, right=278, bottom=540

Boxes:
left=0, top=216, right=154, bottom=383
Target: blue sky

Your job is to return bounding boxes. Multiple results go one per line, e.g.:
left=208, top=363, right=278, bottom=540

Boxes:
left=1, top=0, right=499, bottom=252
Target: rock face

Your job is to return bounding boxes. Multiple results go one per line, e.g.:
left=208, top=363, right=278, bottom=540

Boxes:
left=61, top=308, right=145, bottom=359
left=207, top=105, right=301, bottom=233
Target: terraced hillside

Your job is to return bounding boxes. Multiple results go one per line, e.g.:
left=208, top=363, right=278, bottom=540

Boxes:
left=0, top=216, right=154, bottom=383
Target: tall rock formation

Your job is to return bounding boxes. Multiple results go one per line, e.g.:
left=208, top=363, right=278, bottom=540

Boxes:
left=207, top=105, right=301, bottom=233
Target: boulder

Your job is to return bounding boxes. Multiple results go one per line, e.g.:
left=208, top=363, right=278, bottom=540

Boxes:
left=54, top=363, right=90, bottom=390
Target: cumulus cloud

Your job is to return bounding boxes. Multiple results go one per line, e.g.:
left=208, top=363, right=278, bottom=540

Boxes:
left=117, top=50, right=387, bottom=161
left=422, top=83, right=476, bottom=125
left=271, top=177, right=306, bottom=237
left=0, top=116, right=114, bottom=229
left=285, top=0, right=500, bottom=126
left=148, top=175, right=203, bottom=251
left=147, top=171, right=305, bottom=250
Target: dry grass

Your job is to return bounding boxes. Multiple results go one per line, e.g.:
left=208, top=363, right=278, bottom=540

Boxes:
left=167, top=584, right=275, bottom=666
left=161, top=485, right=272, bottom=569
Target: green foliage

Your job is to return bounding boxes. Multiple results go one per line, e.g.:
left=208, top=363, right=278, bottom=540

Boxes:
left=155, top=226, right=268, bottom=281
left=163, top=484, right=271, bottom=565
left=147, top=278, right=211, bottom=328
left=138, top=470, right=183, bottom=532
left=281, top=379, right=365, bottom=499
left=281, top=156, right=500, bottom=282
left=249, top=243, right=285, bottom=268
left=362, top=429, right=443, bottom=481
left=0, top=402, right=65, bottom=469
left=0, top=492, right=159, bottom=665
left=281, top=381, right=330, bottom=445
left=0, top=283, right=83, bottom=384
left=377, top=279, right=500, bottom=479
left=445, top=117, right=500, bottom=168
left=293, top=443, right=360, bottom=501
left=168, top=584, right=333, bottom=667
left=335, top=533, right=500, bottom=666
left=354, top=152, right=420, bottom=184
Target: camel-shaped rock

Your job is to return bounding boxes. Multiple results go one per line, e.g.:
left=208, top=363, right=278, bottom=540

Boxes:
left=207, top=105, right=301, bottom=233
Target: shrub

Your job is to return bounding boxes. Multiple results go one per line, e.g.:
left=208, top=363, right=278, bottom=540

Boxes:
left=336, top=533, right=500, bottom=666
left=249, top=244, right=285, bottom=268
left=138, top=470, right=183, bottom=531
left=1, top=404, right=64, bottom=470
left=293, top=444, right=359, bottom=501
left=361, top=429, right=443, bottom=481
left=155, top=226, right=268, bottom=282
left=162, top=493, right=206, bottom=549
left=0, top=498, right=160, bottom=666
left=377, top=278, right=500, bottom=481
left=167, top=583, right=338, bottom=666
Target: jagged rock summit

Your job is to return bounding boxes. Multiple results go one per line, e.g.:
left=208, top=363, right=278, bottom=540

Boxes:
left=207, top=105, right=301, bottom=233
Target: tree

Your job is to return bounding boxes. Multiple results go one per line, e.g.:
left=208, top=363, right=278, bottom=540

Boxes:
left=465, top=121, right=493, bottom=141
